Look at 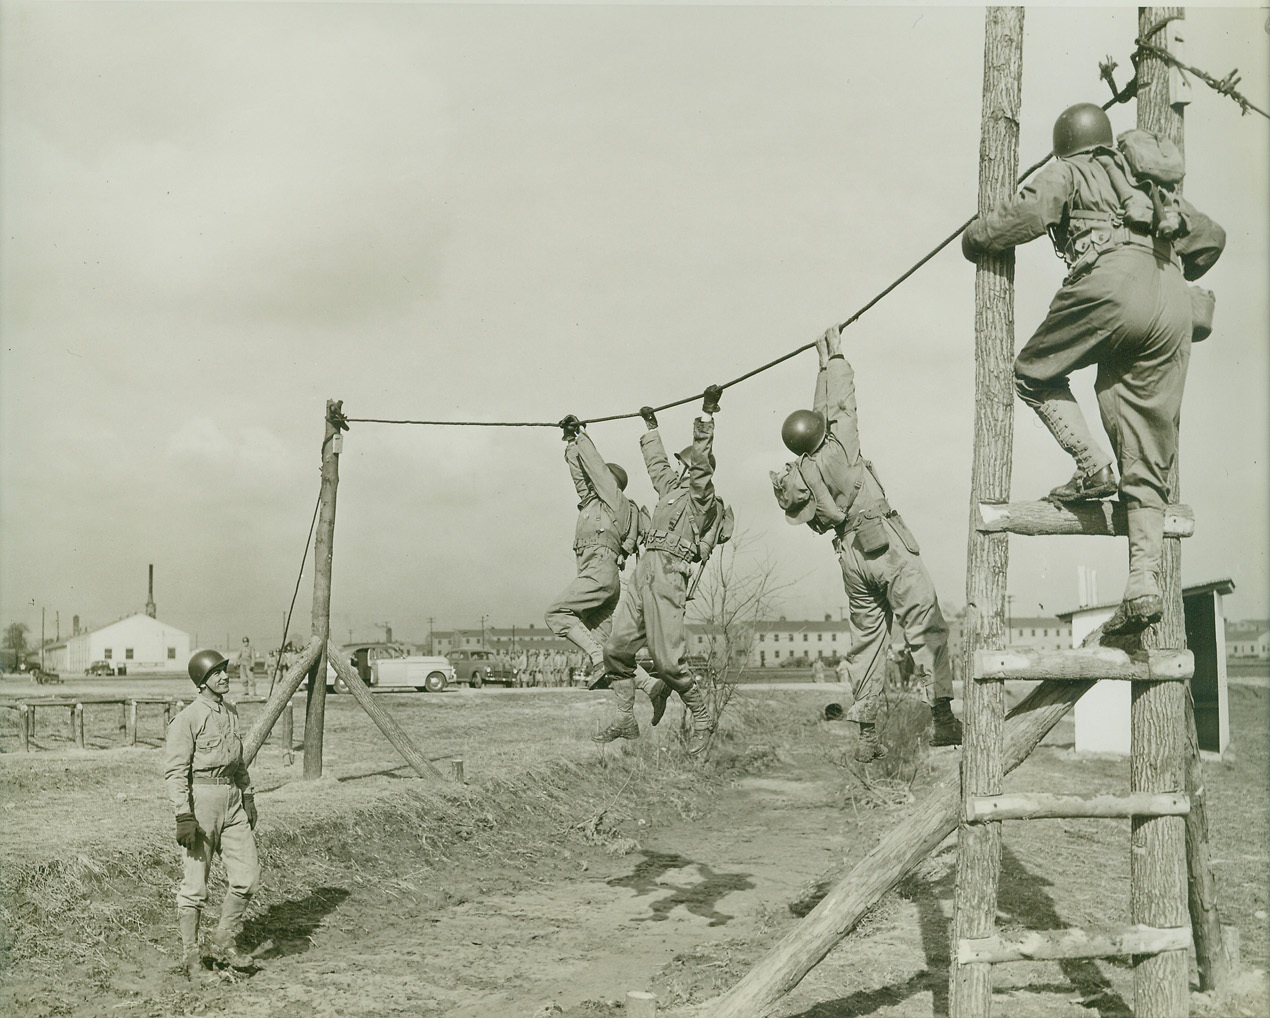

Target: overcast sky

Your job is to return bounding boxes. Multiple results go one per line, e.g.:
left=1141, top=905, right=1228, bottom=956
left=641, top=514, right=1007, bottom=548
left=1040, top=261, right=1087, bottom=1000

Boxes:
left=2, top=2, right=1266, bottom=652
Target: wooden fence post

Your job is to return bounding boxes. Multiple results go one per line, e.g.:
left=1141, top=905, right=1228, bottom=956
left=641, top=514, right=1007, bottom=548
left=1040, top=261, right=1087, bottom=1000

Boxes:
left=952, top=9, right=1022, bottom=1018
left=127, top=700, right=138, bottom=746
left=304, top=400, right=343, bottom=780
left=19, top=705, right=30, bottom=752
left=73, top=704, right=85, bottom=748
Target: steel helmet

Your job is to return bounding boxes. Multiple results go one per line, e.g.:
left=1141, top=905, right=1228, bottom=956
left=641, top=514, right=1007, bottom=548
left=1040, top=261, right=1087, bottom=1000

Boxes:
left=1052, top=103, right=1113, bottom=158
left=781, top=409, right=827, bottom=455
left=606, top=463, right=628, bottom=491
left=188, top=649, right=229, bottom=688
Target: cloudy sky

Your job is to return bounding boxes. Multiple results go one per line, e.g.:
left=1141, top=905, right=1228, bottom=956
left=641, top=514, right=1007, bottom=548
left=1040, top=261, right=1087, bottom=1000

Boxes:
left=2, top=2, right=1266, bottom=652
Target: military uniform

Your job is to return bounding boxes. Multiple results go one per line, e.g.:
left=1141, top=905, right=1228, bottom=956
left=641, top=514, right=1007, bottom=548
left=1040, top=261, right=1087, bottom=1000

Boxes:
left=604, top=417, right=719, bottom=752
left=963, top=149, right=1225, bottom=622
left=236, top=639, right=256, bottom=696
left=163, top=688, right=259, bottom=971
left=780, top=346, right=955, bottom=738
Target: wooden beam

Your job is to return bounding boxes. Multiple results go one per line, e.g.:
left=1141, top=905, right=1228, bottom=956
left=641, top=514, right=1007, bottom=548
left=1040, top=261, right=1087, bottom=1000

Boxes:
left=966, top=792, right=1188, bottom=822
left=976, top=500, right=1194, bottom=538
left=242, top=639, right=322, bottom=767
left=304, top=399, right=344, bottom=780
left=974, top=647, right=1192, bottom=682
left=1185, top=688, right=1234, bottom=991
left=326, top=641, right=445, bottom=781
left=958, top=924, right=1191, bottom=964
left=701, top=679, right=1092, bottom=1018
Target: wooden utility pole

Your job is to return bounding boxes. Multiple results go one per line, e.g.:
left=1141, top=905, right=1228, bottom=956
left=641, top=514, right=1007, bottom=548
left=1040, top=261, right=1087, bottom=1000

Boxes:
left=303, top=400, right=344, bottom=779
left=1132, top=8, right=1208, bottom=1012
left=951, top=9, right=1022, bottom=1018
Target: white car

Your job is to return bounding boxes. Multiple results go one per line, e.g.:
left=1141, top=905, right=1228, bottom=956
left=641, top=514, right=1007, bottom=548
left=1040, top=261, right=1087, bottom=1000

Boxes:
left=305, top=643, right=456, bottom=693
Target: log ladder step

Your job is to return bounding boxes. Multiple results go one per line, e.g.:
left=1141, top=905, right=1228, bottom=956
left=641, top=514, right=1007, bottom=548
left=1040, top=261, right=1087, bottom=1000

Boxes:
left=958, top=924, right=1192, bottom=965
left=975, top=500, right=1193, bottom=539
left=965, top=792, right=1189, bottom=823
left=974, top=647, right=1193, bottom=682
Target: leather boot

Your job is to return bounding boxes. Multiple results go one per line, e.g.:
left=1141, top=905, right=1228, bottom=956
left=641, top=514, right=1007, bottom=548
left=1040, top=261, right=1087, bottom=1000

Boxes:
left=1047, top=464, right=1118, bottom=503
left=1103, top=595, right=1164, bottom=636
left=592, top=713, right=639, bottom=743
left=854, top=722, right=886, bottom=763
left=677, top=681, right=715, bottom=758
left=178, top=907, right=203, bottom=980
left=209, top=928, right=254, bottom=969
left=1105, top=505, right=1165, bottom=635
left=1025, top=389, right=1114, bottom=480
left=636, top=671, right=671, bottom=727
left=930, top=698, right=964, bottom=747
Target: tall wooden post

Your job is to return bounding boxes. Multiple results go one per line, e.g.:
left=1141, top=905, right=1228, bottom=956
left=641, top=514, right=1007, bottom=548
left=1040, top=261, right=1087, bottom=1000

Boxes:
left=951, top=9, right=1022, bottom=1018
left=1132, top=10, right=1195, bottom=1014
left=303, top=400, right=344, bottom=780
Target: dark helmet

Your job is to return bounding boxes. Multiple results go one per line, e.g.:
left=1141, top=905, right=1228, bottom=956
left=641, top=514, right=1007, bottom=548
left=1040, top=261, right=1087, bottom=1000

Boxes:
left=1052, top=103, right=1113, bottom=158
left=606, top=463, right=628, bottom=490
left=781, top=409, right=827, bottom=455
left=188, top=649, right=229, bottom=688
left=824, top=702, right=844, bottom=721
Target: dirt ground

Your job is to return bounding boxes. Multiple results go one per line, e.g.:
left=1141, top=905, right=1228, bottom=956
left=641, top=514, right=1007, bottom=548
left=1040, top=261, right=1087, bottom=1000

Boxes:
left=1, top=677, right=1266, bottom=1018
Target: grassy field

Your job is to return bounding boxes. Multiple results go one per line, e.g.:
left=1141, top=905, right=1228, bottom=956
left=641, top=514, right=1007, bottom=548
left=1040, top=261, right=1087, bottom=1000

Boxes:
left=0, top=677, right=1266, bottom=1017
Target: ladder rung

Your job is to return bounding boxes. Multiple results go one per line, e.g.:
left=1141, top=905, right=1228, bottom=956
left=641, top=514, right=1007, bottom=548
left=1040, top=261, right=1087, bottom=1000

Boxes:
left=975, top=500, right=1194, bottom=538
left=965, top=792, right=1189, bottom=822
left=974, top=647, right=1192, bottom=682
left=958, top=924, right=1191, bottom=965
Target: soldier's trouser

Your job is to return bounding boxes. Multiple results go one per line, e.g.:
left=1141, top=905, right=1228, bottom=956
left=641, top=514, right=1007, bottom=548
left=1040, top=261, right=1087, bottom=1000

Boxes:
left=604, top=551, right=694, bottom=695
left=838, top=518, right=954, bottom=724
left=238, top=665, right=255, bottom=695
left=176, top=784, right=261, bottom=931
left=1015, top=248, right=1191, bottom=600
left=545, top=547, right=621, bottom=664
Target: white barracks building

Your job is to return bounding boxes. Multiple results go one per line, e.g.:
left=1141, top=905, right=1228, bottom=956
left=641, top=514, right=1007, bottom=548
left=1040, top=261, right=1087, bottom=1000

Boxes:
left=42, top=566, right=191, bottom=675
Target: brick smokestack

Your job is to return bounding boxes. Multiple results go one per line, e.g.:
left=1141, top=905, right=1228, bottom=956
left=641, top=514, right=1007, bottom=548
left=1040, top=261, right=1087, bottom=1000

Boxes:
left=146, top=564, right=157, bottom=619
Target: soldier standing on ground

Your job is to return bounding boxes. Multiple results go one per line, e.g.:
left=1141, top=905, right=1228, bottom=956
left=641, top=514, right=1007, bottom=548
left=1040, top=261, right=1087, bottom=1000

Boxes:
left=545, top=418, right=670, bottom=726
left=235, top=637, right=256, bottom=697
left=962, top=103, right=1225, bottom=635
left=772, top=327, right=962, bottom=762
left=601, top=387, right=730, bottom=756
left=164, top=649, right=260, bottom=979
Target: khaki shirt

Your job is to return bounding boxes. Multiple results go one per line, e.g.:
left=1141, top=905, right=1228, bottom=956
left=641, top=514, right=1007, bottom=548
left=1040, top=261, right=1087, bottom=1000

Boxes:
left=566, top=432, right=630, bottom=553
left=642, top=418, right=717, bottom=543
left=801, top=356, right=886, bottom=530
left=163, top=691, right=252, bottom=813
left=961, top=154, right=1225, bottom=281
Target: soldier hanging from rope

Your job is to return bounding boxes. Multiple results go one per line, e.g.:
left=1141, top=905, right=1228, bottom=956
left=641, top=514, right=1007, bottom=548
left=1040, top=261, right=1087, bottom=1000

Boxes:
left=962, top=103, right=1226, bottom=635
left=545, top=418, right=671, bottom=730
left=772, top=326, right=962, bottom=763
left=599, top=387, right=733, bottom=756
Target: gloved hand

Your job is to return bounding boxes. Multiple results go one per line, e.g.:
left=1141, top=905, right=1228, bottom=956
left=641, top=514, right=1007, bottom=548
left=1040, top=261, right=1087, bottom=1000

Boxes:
left=242, top=794, right=258, bottom=830
left=639, top=406, right=658, bottom=429
left=558, top=414, right=583, bottom=441
left=815, top=330, right=830, bottom=370
left=176, top=812, right=198, bottom=851
left=823, top=325, right=843, bottom=359
left=701, top=385, right=723, bottom=415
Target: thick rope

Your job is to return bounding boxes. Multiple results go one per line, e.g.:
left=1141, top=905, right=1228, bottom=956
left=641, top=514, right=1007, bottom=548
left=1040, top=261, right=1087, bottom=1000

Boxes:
left=268, top=485, right=323, bottom=698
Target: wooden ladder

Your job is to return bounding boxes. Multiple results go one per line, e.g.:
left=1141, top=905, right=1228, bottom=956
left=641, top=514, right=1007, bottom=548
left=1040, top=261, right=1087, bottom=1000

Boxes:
left=951, top=10, right=1194, bottom=1016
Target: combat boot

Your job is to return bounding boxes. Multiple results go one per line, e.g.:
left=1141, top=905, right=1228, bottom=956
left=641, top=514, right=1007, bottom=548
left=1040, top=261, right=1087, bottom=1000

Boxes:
left=1047, top=464, right=1117, bottom=503
left=649, top=683, right=671, bottom=727
left=1103, top=595, right=1163, bottom=636
left=209, top=928, right=254, bottom=970
left=677, top=682, right=715, bottom=758
left=854, top=722, right=886, bottom=763
left=592, top=715, right=639, bottom=743
left=930, top=698, right=963, bottom=747
left=586, top=663, right=613, bottom=691
left=177, top=907, right=203, bottom=981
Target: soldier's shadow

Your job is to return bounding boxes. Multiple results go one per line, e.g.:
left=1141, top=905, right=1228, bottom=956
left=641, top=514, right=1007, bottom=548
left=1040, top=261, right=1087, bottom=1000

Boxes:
left=241, top=886, right=351, bottom=959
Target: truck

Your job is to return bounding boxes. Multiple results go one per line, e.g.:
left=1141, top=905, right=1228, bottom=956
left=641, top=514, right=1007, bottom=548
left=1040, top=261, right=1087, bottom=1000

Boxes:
left=446, top=648, right=516, bottom=688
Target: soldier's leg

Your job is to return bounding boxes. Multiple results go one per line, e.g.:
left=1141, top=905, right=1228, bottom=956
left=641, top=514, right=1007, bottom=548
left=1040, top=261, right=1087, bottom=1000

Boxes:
left=176, top=789, right=223, bottom=975
left=210, top=790, right=260, bottom=967
left=547, top=549, right=621, bottom=678
left=1095, top=267, right=1190, bottom=632
left=1014, top=278, right=1121, bottom=498
left=596, top=567, right=648, bottom=742
left=645, top=555, right=713, bottom=755
left=839, top=544, right=891, bottom=762
left=884, top=537, right=962, bottom=747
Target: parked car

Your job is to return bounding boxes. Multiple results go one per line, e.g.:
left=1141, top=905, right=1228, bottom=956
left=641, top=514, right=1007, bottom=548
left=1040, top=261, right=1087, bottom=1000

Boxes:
left=446, top=649, right=515, bottom=688
left=303, top=643, right=455, bottom=693
left=85, top=660, right=115, bottom=676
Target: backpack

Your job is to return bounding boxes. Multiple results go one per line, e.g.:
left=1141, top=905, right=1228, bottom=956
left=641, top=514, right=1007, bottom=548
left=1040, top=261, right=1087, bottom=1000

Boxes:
left=695, top=500, right=735, bottom=563
left=1101, top=129, right=1186, bottom=239
left=620, top=501, right=651, bottom=563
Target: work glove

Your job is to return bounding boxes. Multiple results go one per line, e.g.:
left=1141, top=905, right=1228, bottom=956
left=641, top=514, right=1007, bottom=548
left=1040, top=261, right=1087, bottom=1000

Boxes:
left=242, top=793, right=258, bottom=830
left=701, top=385, right=723, bottom=415
left=558, top=414, right=583, bottom=441
left=176, top=812, right=198, bottom=851
left=639, top=406, right=658, bottom=429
